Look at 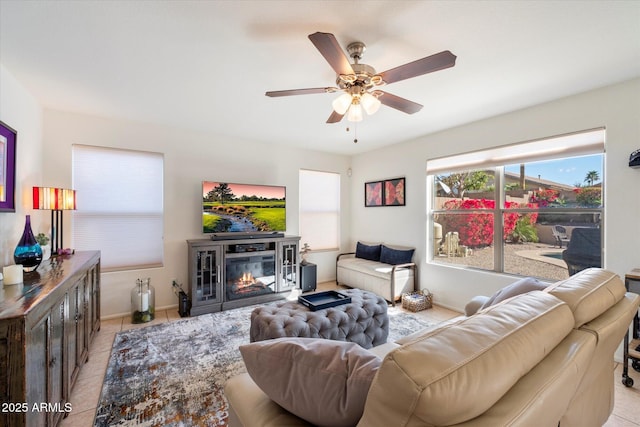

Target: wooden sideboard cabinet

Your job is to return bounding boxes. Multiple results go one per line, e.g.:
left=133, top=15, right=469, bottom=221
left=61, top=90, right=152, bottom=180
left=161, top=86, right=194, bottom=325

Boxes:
left=0, top=251, right=100, bottom=427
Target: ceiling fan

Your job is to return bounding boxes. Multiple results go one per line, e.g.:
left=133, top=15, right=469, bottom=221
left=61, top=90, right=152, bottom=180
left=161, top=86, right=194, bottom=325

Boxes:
left=265, top=32, right=457, bottom=124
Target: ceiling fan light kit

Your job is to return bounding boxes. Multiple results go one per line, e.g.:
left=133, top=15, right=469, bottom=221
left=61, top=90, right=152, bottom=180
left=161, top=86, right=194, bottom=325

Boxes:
left=332, top=90, right=380, bottom=118
left=347, top=103, right=363, bottom=122
left=332, top=93, right=352, bottom=115
left=266, top=31, right=456, bottom=126
left=360, top=92, right=381, bottom=115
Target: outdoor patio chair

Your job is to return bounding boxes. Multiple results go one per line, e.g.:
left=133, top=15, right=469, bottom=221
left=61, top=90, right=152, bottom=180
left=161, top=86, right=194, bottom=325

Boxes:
left=552, top=225, right=571, bottom=248
left=562, top=227, right=601, bottom=276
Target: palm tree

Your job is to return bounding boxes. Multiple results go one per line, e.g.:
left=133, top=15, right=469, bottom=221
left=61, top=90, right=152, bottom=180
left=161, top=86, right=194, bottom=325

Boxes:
left=584, top=170, right=600, bottom=186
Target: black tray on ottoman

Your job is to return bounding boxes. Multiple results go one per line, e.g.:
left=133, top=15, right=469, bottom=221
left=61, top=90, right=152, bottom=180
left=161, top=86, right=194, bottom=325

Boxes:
left=298, top=290, right=351, bottom=311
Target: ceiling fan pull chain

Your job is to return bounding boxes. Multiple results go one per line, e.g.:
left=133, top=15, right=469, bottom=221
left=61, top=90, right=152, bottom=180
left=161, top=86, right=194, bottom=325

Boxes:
left=353, top=122, right=358, bottom=143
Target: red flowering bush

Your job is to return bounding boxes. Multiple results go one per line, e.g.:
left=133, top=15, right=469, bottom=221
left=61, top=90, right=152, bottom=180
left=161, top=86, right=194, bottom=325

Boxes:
left=438, top=199, right=538, bottom=247
left=529, top=189, right=559, bottom=207
left=573, top=187, right=601, bottom=206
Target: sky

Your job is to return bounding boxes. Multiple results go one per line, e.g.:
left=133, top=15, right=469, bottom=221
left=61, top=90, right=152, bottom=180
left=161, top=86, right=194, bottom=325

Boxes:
left=202, top=181, right=285, bottom=199
left=505, top=154, right=603, bottom=187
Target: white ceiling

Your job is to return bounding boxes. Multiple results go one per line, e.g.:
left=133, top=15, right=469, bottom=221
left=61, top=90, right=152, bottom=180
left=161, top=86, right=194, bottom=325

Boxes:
left=1, top=1, right=639, bottom=155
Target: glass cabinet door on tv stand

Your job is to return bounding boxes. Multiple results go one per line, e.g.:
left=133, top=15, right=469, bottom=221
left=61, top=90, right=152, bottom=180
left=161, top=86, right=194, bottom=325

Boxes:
left=189, top=244, right=223, bottom=315
left=278, top=237, right=300, bottom=292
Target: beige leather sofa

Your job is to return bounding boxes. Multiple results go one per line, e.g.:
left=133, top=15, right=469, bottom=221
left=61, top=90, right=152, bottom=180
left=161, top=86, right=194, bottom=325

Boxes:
left=225, top=268, right=639, bottom=427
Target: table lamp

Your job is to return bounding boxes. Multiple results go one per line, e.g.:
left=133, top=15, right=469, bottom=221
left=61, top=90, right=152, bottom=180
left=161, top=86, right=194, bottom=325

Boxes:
left=33, top=187, right=77, bottom=253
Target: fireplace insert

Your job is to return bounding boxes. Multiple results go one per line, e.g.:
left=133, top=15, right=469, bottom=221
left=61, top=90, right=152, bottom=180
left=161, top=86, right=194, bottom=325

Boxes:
left=225, top=254, right=276, bottom=301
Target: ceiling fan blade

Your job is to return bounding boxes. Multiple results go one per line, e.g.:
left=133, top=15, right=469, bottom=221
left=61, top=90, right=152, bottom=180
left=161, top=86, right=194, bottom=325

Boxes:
left=378, top=50, right=456, bottom=84
left=308, top=32, right=355, bottom=76
left=377, top=91, right=423, bottom=114
left=326, top=110, right=344, bottom=123
left=266, top=87, right=337, bottom=97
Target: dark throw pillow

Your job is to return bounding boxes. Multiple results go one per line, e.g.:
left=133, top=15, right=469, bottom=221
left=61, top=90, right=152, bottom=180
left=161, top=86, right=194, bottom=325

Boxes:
left=355, top=242, right=381, bottom=261
left=379, top=245, right=414, bottom=265
left=240, top=338, right=381, bottom=427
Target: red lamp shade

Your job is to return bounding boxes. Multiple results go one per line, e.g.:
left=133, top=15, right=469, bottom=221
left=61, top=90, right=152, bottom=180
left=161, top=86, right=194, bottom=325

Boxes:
left=32, top=187, right=77, bottom=254
left=33, top=187, right=76, bottom=211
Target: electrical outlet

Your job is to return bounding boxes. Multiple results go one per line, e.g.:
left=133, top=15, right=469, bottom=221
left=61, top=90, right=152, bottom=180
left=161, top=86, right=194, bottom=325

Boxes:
left=171, top=279, right=178, bottom=288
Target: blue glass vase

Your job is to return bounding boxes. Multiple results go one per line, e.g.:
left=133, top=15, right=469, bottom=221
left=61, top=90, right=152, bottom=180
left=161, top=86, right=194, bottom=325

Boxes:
left=14, top=215, right=43, bottom=273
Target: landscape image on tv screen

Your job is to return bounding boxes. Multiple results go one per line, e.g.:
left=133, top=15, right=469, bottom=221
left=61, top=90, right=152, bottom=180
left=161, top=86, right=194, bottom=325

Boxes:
left=202, top=181, right=286, bottom=234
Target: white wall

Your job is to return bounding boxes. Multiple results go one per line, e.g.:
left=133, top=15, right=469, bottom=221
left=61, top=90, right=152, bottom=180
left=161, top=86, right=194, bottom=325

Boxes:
left=4, top=64, right=638, bottom=322
left=350, top=78, right=640, bottom=312
left=0, top=65, right=44, bottom=266
left=41, top=110, right=351, bottom=317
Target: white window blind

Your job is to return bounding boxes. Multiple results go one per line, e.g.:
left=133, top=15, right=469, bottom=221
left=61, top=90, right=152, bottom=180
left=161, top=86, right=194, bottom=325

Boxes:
left=299, top=169, right=340, bottom=251
left=427, top=128, right=605, bottom=174
left=72, top=145, right=164, bottom=271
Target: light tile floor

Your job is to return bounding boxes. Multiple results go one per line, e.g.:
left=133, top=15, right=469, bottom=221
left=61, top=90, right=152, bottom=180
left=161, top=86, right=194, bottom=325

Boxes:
left=60, top=282, right=640, bottom=427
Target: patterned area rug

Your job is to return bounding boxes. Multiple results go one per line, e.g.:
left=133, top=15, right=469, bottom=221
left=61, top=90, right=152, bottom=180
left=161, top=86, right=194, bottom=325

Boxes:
left=94, top=304, right=435, bottom=426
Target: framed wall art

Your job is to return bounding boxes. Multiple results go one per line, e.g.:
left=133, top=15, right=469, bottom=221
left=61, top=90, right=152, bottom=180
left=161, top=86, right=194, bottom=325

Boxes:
left=0, top=121, right=16, bottom=212
left=384, top=177, right=405, bottom=206
left=364, top=180, right=383, bottom=207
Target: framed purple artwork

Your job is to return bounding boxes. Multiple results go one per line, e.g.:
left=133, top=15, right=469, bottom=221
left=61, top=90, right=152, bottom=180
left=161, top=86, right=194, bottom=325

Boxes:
left=0, top=121, right=16, bottom=212
left=365, top=181, right=383, bottom=207
left=384, top=177, right=405, bottom=206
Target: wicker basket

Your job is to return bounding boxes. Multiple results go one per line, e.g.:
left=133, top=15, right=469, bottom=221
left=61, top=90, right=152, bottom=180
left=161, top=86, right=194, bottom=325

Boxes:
left=401, top=290, right=433, bottom=312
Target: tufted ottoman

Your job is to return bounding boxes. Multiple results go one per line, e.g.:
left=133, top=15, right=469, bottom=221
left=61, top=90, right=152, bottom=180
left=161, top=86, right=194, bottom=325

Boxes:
left=249, top=288, right=389, bottom=348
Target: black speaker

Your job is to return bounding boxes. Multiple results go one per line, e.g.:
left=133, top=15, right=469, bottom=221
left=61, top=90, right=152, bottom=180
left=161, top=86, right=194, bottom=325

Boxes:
left=178, top=291, right=191, bottom=317
left=300, top=263, right=317, bottom=292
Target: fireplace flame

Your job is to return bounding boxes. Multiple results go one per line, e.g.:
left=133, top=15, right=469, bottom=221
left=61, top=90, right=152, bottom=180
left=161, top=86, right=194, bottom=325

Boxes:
left=239, top=272, right=254, bottom=287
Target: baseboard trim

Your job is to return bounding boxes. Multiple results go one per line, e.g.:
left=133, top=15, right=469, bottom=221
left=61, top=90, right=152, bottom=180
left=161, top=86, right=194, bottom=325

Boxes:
left=101, top=303, right=179, bottom=321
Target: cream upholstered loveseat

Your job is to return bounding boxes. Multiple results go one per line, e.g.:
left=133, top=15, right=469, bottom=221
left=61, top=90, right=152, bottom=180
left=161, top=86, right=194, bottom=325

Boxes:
left=336, top=242, right=416, bottom=305
left=225, top=268, right=640, bottom=427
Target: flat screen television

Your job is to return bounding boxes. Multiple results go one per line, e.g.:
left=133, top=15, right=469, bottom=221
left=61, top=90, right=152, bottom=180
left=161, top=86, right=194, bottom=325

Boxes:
left=202, top=181, right=286, bottom=235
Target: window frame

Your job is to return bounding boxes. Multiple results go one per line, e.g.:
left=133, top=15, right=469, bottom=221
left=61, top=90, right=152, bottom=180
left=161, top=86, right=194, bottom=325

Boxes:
left=72, top=144, right=164, bottom=272
left=298, top=168, right=340, bottom=252
left=427, top=130, right=605, bottom=280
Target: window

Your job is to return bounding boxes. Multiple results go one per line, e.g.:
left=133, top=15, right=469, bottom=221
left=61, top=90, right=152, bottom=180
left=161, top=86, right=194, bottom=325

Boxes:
left=428, top=129, right=604, bottom=281
left=72, top=145, right=164, bottom=271
left=299, top=169, right=340, bottom=251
